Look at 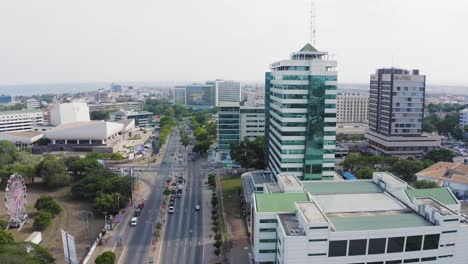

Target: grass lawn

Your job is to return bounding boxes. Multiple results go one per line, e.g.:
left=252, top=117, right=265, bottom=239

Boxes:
left=221, top=176, right=242, bottom=218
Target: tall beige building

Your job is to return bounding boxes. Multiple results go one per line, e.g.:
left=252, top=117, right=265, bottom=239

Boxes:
left=336, top=92, right=369, bottom=123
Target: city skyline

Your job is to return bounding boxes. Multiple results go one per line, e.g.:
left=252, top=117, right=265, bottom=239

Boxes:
left=0, top=0, right=467, bottom=85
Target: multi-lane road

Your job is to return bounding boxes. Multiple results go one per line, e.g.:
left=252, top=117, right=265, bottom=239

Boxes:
left=160, top=141, right=205, bottom=264
left=118, top=129, right=177, bottom=264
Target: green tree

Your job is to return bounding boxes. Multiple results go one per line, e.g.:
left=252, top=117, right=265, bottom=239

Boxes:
left=0, top=229, right=15, bottom=246
left=95, top=251, right=116, bottom=264
left=34, top=195, right=62, bottom=216
left=340, top=153, right=364, bottom=171
left=90, top=110, right=115, bottom=120
left=33, top=211, right=52, bottom=231
left=391, top=159, right=425, bottom=182
left=68, top=157, right=102, bottom=179
left=425, top=148, right=455, bottom=162
left=164, top=107, right=175, bottom=117
left=354, top=167, right=375, bottom=179
left=413, top=180, right=439, bottom=189
left=0, top=140, right=18, bottom=165
left=94, top=193, right=120, bottom=215
left=193, top=140, right=212, bottom=155
left=37, top=155, right=70, bottom=188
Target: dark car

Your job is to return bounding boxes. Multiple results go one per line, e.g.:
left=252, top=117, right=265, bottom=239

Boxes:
left=171, top=190, right=176, bottom=194
left=169, top=200, right=175, bottom=206
left=134, top=207, right=142, bottom=217
left=171, top=182, right=177, bottom=186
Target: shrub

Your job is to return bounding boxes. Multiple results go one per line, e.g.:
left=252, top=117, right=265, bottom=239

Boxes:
left=214, top=233, right=221, bottom=241
left=95, top=251, right=116, bottom=264
left=214, top=240, right=222, bottom=248
left=212, top=226, right=219, bottom=233
left=34, top=195, right=62, bottom=216
left=33, top=211, right=52, bottom=231
left=214, top=248, right=220, bottom=256
left=0, top=229, right=14, bottom=246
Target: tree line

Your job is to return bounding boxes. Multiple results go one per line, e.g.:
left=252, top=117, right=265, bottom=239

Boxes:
left=340, top=148, right=455, bottom=184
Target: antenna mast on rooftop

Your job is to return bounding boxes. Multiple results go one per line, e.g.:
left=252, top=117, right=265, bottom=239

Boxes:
left=310, top=0, right=317, bottom=46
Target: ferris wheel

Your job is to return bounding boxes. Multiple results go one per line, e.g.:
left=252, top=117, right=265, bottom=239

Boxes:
left=4, top=173, right=28, bottom=227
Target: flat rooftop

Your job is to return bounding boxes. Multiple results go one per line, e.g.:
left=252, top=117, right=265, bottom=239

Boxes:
left=297, top=202, right=327, bottom=224
left=255, top=192, right=309, bottom=213
left=405, top=188, right=458, bottom=205
left=251, top=171, right=273, bottom=185
left=303, top=180, right=382, bottom=195
left=328, top=211, right=433, bottom=231
left=314, top=193, right=406, bottom=214
left=278, top=214, right=305, bottom=236
left=417, top=198, right=457, bottom=216
left=280, top=173, right=303, bottom=190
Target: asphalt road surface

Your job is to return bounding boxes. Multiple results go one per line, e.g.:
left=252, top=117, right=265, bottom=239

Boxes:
left=160, top=147, right=205, bottom=264
left=120, top=129, right=178, bottom=264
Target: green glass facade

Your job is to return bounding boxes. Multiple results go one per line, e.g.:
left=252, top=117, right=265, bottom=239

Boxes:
left=303, top=76, right=337, bottom=180
left=217, top=105, right=240, bottom=160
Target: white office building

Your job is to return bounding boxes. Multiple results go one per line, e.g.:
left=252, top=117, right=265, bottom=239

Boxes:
left=173, top=86, right=187, bottom=105
left=251, top=172, right=468, bottom=264
left=265, top=43, right=337, bottom=180
left=49, top=102, right=90, bottom=126
left=240, top=105, right=265, bottom=141
left=460, top=108, right=468, bottom=128
left=216, top=80, right=241, bottom=105
left=336, top=93, right=369, bottom=123
left=26, top=98, right=40, bottom=109
left=0, top=109, right=44, bottom=133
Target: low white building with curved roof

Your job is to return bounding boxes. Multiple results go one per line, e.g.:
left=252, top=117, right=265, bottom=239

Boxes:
left=45, top=121, right=123, bottom=145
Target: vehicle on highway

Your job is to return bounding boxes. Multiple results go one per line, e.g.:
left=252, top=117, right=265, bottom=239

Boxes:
left=171, top=189, right=176, bottom=194
left=161, top=161, right=167, bottom=164
left=168, top=206, right=175, bottom=214
left=171, top=182, right=177, bottom=186
left=195, top=205, right=200, bottom=211
left=130, top=217, right=138, bottom=226
left=134, top=208, right=142, bottom=217
left=169, top=200, right=175, bottom=206
left=177, top=190, right=182, bottom=198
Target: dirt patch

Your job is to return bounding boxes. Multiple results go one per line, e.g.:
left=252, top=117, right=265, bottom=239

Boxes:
left=221, top=177, right=249, bottom=252
left=1, top=182, right=104, bottom=264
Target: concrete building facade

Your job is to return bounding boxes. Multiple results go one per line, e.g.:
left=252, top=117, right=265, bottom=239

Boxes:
left=336, top=93, right=369, bottom=123
left=265, top=43, right=337, bottom=180
left=49, top=102, right=90, bottom=126
left=365, top=68, right=440, bottom=158
left=110, top=110, right=153, bottom=128
left=0, top=109, right=44, bottom=133
left=88, top=101, right=144, bottom=111
left=217, top=102, right=241, bottom=161
left=173, top=86, right=187, bottom=105
left=460, top=108, right=468, bottom=128
left=250, top=172, right=468, bottom=264
left=240, top=106, right=265, bottom=141
left=215, top=80, right=241, bottom=105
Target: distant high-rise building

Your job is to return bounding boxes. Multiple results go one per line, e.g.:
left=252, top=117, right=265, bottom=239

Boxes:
left=460, top=108, right=468, bottom=128
left=365, top=68, right=440, bottom=157
left=336, top=93, right=369, bottom=123
left=265, top=44, right=337, bottom=180
left=26, top=98, right=40, bottom=109
left=0, top=95, right=12, bottom=104
left=215, top=80, right=241, bottom=105
left=173, top=83, right=216, bottom=109
left=173, top=86, right=187, bottom=105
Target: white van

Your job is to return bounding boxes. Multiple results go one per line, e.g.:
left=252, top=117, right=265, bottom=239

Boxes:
left=130, top=217, right=138, bottom=226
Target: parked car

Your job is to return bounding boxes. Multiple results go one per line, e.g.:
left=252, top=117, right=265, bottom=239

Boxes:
left=168, top=206, right=175, bottom=214
left=134, top=208, right=142, bottom=217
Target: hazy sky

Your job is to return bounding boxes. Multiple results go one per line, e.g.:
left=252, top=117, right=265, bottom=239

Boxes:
left=1, top=0, right=467, bottom=85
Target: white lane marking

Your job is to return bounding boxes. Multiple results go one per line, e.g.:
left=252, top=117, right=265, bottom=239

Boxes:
left=117, top=246, right=127, bottom=264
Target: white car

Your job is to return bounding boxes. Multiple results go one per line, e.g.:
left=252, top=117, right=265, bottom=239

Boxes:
left=130, top=217, right=138, bottom=226
left=195, top=205, right=200, bottom=211
left=169, top=206, right=175, bottom=214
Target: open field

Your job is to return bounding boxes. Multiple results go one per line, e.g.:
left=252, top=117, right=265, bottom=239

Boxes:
left=0, top=181, right=104, bottom=264
left=221, top=176, right=250, bottom=262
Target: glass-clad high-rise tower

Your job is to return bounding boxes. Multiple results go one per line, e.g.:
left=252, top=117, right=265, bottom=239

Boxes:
left=265, top=44, right=337, bottom=180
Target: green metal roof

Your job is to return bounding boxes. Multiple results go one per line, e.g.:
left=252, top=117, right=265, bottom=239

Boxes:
left=405, top=188, right=458, bottom=205
left=302, top=181, right=382, bottom=195
left=255, top=193, right=308, bottom=213
left=0, top=109, right=42, bottom=115
left=328, top=213, right=433, bottom=231
left=300, top=43, right=318, bottom=52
